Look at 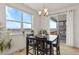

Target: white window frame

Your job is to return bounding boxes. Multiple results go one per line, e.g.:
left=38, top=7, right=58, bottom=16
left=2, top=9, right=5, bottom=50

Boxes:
left=6, top=6, right=32, bottom=30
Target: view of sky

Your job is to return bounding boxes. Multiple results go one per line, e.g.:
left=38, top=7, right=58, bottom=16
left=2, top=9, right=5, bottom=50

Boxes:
left=6, top=6, right=32, bottom=29
left=6, top=6, right=22, bottom=21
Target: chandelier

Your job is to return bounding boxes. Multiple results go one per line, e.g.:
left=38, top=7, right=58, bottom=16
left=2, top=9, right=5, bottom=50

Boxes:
left=38, top=8, right=48, bottom=16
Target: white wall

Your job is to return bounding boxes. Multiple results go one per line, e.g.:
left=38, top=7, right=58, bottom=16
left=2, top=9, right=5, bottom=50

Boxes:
left=40, top=16, right=50, bottom=34
left=32, top=14, right=41, bottom=34
left=74, top=8, right=79, bottom=48
left=0, top=3, right=5, bottom=28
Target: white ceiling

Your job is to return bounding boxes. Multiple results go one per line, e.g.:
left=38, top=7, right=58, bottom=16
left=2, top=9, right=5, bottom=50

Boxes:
left=24, top=3, right=79, bottom=12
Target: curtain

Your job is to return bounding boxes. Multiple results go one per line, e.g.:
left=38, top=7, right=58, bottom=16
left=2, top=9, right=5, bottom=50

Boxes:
left=66, top=10, right=74, bottom=47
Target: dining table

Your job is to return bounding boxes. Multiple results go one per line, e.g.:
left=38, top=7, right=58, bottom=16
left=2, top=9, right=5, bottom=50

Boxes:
left=26, top=34, right=57, bottom=55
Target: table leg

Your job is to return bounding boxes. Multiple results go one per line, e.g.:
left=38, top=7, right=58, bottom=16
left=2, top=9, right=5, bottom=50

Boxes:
left=50, top=43, right=54, bottom=55
left=26, top=38, right=29, bottom=55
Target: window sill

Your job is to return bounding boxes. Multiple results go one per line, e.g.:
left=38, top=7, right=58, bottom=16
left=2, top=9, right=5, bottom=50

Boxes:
left=10, top=33, right=23, bottom=36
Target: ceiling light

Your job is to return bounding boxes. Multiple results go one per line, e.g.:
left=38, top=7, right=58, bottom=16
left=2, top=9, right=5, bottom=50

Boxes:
left=38, top=8, right=48, bottom=16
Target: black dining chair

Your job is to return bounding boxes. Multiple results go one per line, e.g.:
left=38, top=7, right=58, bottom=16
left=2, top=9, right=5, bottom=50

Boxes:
left=26, top=34, right=36, bottom=55
left=36, top=37, right=46, bottom=55
left=52, top=35, right=60, bottom=55
left=36, top=36, right=54, bottom=55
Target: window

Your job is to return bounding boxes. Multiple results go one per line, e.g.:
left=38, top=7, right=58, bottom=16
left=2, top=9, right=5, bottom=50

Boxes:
left=6, top=6, right=22, bottom=22
left=6, top=21, right=21, bottom=29
left=23, top=12, right=32, bottom=29
left=23, top=12, right=32, bottom=23
left=23, top=23, right=31, bottom=29
left=6, top=6, right=32, bottom=30
left=49, top=19, right=57, bottom=29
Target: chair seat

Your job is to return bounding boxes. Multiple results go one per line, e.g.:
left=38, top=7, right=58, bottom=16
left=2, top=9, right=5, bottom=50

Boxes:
left=29, top=42, right=36, bottom=47
left=52, top=44, right=57, bottom=47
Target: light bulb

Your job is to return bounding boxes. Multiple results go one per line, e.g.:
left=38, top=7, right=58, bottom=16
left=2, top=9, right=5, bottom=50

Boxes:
left=38, top=8, right=48, bottom=16
left=44, top=8, right=48, bottom=12
left=46, top=12, right=48, bottom=16
left=38, top=11, right=42, bottom=15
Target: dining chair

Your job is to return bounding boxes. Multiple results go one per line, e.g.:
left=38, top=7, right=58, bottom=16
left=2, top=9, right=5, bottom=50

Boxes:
left=36, top=36, right=54, bottom=55
left=52, top=35, right=60, bottom=55
left=36, top=37, right=46, bottom=55
left=26, top=34, right=36, bottom=55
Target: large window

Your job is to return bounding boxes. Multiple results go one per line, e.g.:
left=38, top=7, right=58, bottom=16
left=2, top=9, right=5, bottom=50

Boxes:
left=49, top=19, right=57, bottom=29
left=23, top=12, right=32, bottom=29
left=6, top=6, right=32, bottom=30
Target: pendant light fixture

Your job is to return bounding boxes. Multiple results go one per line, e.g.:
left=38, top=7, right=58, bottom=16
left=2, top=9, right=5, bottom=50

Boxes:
left=38, top=4, right=48, bottom=16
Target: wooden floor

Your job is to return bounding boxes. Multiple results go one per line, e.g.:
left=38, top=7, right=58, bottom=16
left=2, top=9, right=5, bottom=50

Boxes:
left=12, top=44, right=79, bottom=55
left=60, top=44, right=79, bottom=55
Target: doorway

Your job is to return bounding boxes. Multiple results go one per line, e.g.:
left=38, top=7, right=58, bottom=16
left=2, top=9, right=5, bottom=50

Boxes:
left=58, top=14, right=66, bottom=44
left=49, top=14, right=66, bottom=45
